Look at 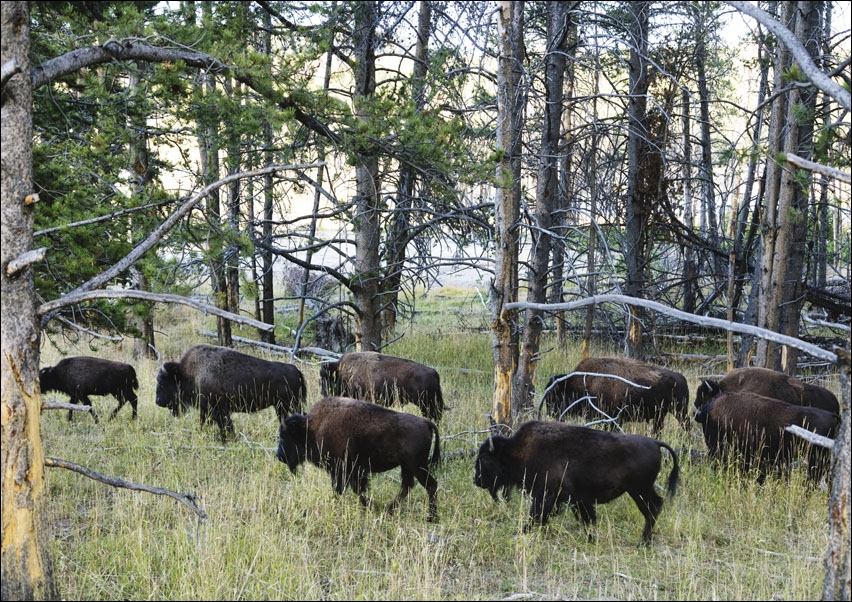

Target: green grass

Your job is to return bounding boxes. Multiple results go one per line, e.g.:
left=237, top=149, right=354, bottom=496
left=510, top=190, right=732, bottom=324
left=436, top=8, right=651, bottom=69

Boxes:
left=39, top=288, right=838, bottom=600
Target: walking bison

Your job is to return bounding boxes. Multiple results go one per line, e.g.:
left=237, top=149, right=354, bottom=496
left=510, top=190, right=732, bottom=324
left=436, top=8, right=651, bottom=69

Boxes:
left=694, top=367, right=839, bottom=415
left=155, top=344, right=306, bottom=439
left=542, top=357, right=690, bottom=434
left=694, top=391, right=838, bottom=484
left=319, top=351, right=444, bottom=422
left=474, top=421, right=679, bottom=544
left=277, top=396, right=441, bottom=522
left=39, top=356, right=139, bottom=423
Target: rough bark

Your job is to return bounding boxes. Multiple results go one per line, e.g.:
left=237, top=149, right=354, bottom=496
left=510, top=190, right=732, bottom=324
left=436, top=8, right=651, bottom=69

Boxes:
left=491, top=0, right=524, bottom=426
left=517, top=1, right=569, bottom=406
left=351, top=0, right=383, bottom=351
left=1, top=2, right=60, bottom=598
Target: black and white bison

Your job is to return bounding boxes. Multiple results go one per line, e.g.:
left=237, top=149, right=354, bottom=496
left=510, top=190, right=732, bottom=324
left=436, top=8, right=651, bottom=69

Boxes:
left=542, top=357, right=691, bottom=434
left=694, top=391, right=838, bottom=484
left=155, top=344, right=306, bottom=439
left=694, top=367, right=839, bottom=415
left=39, top=356, right=139, bottom=423
left=277, top=396, right=441, bottom=522
left=474, top=421, right=679, bottom=544
left=319, top=351, right=444, bottom=422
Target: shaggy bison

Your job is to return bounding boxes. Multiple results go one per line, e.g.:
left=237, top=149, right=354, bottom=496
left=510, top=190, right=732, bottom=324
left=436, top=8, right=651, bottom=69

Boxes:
left=694, top=367, right=839, bottom=415
left=542, top=357, right=690, bottom=434
left=474, top=421, right=679, bottom=544
left=319, top=351, right=444, bottom=422
left=694, top=391, right=838, bottom=484
left=39, top=356, right=139, bottom=422
left=156, top=344, right=306, bottom=439
left=277, top=396, right=441, bottom=522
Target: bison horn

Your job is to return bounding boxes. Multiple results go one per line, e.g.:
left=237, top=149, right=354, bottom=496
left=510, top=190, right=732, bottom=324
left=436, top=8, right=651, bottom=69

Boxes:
left=488, top=435, right=495, bottom=453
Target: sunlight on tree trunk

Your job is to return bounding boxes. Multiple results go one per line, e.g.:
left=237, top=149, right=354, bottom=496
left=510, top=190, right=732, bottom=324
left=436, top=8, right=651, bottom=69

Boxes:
left=1, top=2, right=59, bottom=598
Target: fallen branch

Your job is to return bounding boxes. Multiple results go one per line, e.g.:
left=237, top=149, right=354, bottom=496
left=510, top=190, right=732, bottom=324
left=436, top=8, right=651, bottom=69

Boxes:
left=41, top=401, right=95, bottom=416
left=45, top=457, right=207, bottom=520
left=785, top=424, right=836, bottom=450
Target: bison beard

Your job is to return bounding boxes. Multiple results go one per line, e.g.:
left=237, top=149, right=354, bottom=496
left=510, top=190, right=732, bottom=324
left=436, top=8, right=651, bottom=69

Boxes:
left=474, top=421, right=679, bottom=544
left=277, top=396, right=441, bottom=522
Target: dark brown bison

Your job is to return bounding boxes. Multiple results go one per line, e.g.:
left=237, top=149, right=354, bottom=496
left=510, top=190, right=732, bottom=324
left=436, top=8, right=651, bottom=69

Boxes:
left=319, top=351, right=444, bottom=422
left=694, top=391, right=838, bottom=484
left=474, top=421, right=679, bottom=544
left=39, top=356, right=139, bottom=423
left=156, top=344, right=306, bottom=439
left=277, top=396, right=440, bottom=522
left=694, top=367, right=839, bottom=415
left=542, top=357, right=690, bottom=434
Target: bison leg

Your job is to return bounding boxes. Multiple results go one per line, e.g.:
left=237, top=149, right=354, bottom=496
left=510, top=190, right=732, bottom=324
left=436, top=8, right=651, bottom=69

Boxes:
left=387, top=469, right=414, bottom=517
left=528, top=491, right=559, bottom=527
left=569, top=500, right=598, bottom=541
left=414, top=467, right=439, bottom=523
left=109, top=388, right=138, bottom=420
left=70, top=395, right=99, bottom=424
left=628, top=488, right=664, bottom=544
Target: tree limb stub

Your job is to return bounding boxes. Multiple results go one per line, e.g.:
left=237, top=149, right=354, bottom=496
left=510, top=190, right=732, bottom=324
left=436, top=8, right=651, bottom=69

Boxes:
left=504, top=294, right=839, bottom=364
left=44, top=457, right=207, bottom=520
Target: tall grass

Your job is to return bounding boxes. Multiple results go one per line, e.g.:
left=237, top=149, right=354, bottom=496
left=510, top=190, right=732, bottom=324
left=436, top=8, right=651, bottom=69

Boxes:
left=39, top=288, right=836, bottom=600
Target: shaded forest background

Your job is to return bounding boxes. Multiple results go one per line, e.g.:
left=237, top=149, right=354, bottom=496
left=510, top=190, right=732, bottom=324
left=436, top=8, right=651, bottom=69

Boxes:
left=1, top=1, right=850, bottom=599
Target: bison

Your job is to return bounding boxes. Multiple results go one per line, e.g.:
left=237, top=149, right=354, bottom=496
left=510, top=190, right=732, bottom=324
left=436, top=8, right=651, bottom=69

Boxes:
left=542, top=357, right=691, bottom=435
left=39, top=356, right=139, bottom=423
left=156, top=344, right=306, bottom=439
left=277, top=396, right=441, bottom=522
left=319, top=351, right=444, bottom=422
left=474, top=421, right=679, bottom=544
left=694, top=391, right=838, bottom=484
left=694, top=367, right=839, bottom=415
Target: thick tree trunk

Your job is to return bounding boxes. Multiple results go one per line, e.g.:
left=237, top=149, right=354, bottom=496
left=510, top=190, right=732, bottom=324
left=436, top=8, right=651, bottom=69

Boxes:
left=623, top=0, right=650, bottom=360
left=517, top=1, right=569, bottom=406
left=352, top=0, right=383, bottom=351
left=756, top=1, right=818, bottom=374
left=491, top=0, right=524, bottom=426
left=1, top=2, right=60, bottom=598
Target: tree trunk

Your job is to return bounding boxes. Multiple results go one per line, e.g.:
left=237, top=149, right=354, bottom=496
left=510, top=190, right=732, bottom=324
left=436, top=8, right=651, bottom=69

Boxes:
left=822, top=348, right=851, bottom=601
left=517, top=1, right=569, bottom=406
left=1, top=2, right=60, bottom=598
left=756, top=1, right=819, bottom=374
left=491, top=0, right=524, bottom=426
left=623, top=0, right=650, bottom=360
left=351, top=0, right=383, bottom=351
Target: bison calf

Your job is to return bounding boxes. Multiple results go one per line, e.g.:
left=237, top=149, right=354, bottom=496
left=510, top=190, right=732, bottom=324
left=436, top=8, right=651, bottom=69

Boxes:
left=277, top=396, right=441, bottom=522
left=695, top=367, right=839, bottom=415
left=694, top=391, right=838, bottom=484
left=39, top=356, right=139, bottom=423
left=320, top=351, right=444, bottom=422
left=156, top=344, right=306, bottom=440
left=474, top=421, right=679, bottom=544
left=542, top=357, right=691, bottom=435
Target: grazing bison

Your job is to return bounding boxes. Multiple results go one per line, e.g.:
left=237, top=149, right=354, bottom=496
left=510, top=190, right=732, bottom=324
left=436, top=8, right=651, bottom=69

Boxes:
left=39, top=356, right=139, bottom=423
left=156, top=344, right=306, bottom=439
left=542, top=357, right=690, bottom=434
left=694, top=367, right=839, bottom=415
left=474, top=421, right=679, bottom=544
left=319, top=351, right=444, bottom=422
left=694, top=391, right=838, bottom=484
left=277, top=396, right=441, bottom=522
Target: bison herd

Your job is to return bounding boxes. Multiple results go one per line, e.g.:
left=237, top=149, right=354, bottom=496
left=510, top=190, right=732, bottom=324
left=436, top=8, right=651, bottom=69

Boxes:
left=40, top=346, right=840, bottom=544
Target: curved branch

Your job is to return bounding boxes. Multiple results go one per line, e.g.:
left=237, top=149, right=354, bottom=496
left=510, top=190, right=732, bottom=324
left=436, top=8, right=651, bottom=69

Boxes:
left=724, top=1, right=851, bottom=112
left=45, top=457, right=207, bottom=520
left=504, top=294, right=839, bottom=363
left=786, top=153, right=851, bottom=184
left=37, top=289, right=274, bottom=332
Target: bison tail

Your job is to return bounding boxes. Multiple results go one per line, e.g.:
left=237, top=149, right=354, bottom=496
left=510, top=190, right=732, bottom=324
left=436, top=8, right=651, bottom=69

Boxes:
left=429, top=420, right=441, bottom=468
left=657, top=440, right=680, bottom=497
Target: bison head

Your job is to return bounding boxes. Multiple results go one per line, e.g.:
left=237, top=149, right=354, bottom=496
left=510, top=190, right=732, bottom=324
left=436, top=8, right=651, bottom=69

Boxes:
left=155, top=362, right=188, bottom=416
left=277, top=414, right=308, bottom=473
left=318, top=361, right=342, bottom=397
left=694, top=379, right=722, bottom=410
left=474, top=436, right=514, bottom=502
